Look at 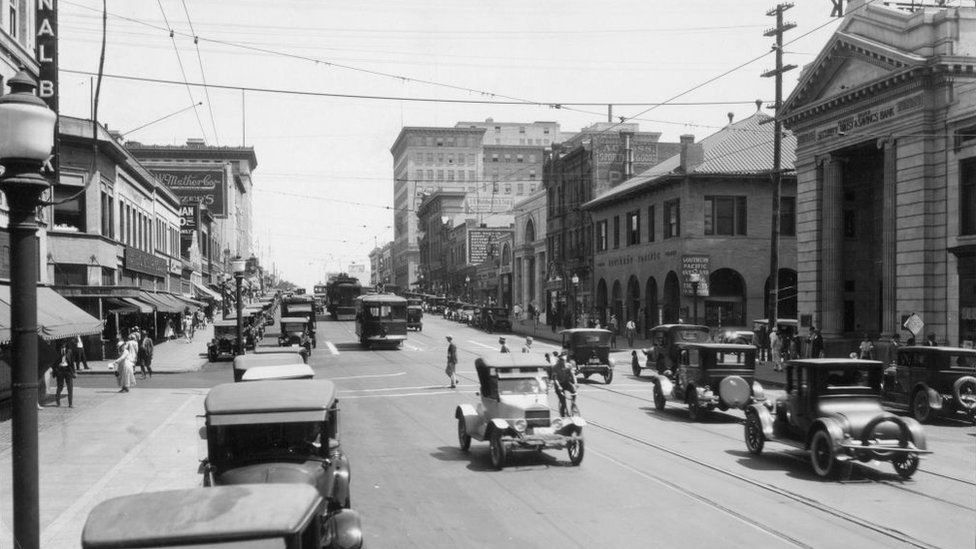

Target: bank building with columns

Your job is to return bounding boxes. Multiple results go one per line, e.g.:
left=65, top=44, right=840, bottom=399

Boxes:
left=780, top=1, right=976, bottom=350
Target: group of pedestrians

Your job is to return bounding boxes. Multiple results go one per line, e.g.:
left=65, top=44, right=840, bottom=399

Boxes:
left=111, top=328, right=155, bottom=393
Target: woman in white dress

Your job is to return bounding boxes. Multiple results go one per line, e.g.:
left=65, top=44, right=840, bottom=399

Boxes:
left=112, top=333, right=139, bottom=392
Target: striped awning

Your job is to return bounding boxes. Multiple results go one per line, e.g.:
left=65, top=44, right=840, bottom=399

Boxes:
left=0, top=285, right=104, bottom=341
left=193, top=281, right=222, bottom=302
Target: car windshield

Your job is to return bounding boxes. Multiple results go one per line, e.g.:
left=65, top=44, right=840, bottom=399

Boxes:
left=212, top=421, right=324, bottom=466
left=676, top=329, right=711, bottom=342
left=572, top=332, right=610, bottom=345
left=821, top=367, right=881, bottom=392
left=282, top=323, right=305, bottom=333
left=498, top=377, right=547, bottom=395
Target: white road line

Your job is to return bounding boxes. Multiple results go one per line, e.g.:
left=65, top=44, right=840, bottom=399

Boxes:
left=326, top=341, right=339, bottom=355
left=468, top=340, right=496, bottom=349
left=341, top=390, right=464, bottom=399
left=339, top=384, right=454, bottom=393
left=329, top=372, right=407, bottom=380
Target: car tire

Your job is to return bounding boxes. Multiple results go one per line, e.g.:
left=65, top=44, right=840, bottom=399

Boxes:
left=953, top=376, right=976, bottom=412
left=745, top=411, right=764, bottom=455
left=810, top=429, right=837, bottom=478
left=567, top=438, right=584, bottom=466
left=208, top=349, right=217, bottom=363
left=912, top=389, right=933, bottom=423
left=892, top=453, right=919, bottom=479
left=604, top=369, right=613, bottom=385
left=687, top=391, right=703, bottom=422
left=653, top=383, right=666, bottom=411
left=489, top=430, right=507, bottom=470
left=457, top=417, right=471, bottom=452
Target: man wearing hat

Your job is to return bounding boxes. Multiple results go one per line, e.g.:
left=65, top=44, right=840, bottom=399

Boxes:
left=499, top=337, right=511, bottom=353
left=445, top=336, right=458, bottom=388
left=521, top=337, right=533, bottom=353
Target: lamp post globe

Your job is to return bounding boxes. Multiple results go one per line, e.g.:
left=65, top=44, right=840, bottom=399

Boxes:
left=0, top=69, right=57, bottom=549
left=232, top=257, right=247, bottom=355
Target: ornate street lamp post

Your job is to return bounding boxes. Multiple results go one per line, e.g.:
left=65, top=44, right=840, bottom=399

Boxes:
left=690, top=272, right=702, bottom=326
left=232, top=257, right=246, bottom=355
left=0, top=69, right=58, bottom=549
left=465, top=275, right=470, bottom=302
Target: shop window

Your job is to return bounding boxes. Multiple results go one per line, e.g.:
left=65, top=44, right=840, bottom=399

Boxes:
left=627, top=210, right=640, bottom=245
left=704, top=196, right=746, bottom=236
left=963, top=159, right=976, bottom=235
left=664, top=199, right=681, bottom=238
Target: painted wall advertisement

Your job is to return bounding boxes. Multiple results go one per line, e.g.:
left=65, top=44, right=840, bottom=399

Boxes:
left=154, top=169, right=227, bottom=217
left=468, top=229, right=509, bottom=264
left=681, top=255, right=710, bottom=297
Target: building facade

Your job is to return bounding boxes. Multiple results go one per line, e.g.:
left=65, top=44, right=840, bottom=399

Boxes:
left=545, top=123, right=683, bottom=329
left=781, top=0, right=976, bottom=349
left=583, top=113, right=798, bottom=337
left=513, top=189, right=547, bottom=323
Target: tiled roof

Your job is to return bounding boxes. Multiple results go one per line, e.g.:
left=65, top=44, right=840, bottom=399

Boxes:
left=583, top=112, right=796, bottom=210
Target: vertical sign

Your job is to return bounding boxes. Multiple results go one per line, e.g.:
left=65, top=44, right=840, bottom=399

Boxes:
left=681, top=255, right=710, bottom=297
left=36, top=0, right=59, bottom=178
left=180, top=204, right=200, bottom=257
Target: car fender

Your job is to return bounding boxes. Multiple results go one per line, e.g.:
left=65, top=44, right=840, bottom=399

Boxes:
left=656, top=376, right=674, bottom=398
left=915, top=384, right=944, bottom=411
left=556, top=416, right=585, bottom=437
left=807, top=418, right=846, bottom=452
left=330, top=453, right=352, bottom=510
left=607, top=357, right=616, bottom=369
left=489, top=417, right=514, bottom=435
left=323, top=509, right=364, bottom=549
left=897, top=416, right=928, bottom=451
left=746, top=403, right=774, bottom=438
left=455, top=405, right=481, bottom=438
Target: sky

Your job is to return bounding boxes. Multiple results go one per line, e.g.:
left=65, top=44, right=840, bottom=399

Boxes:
left=55, top=0, right=853, bottom=290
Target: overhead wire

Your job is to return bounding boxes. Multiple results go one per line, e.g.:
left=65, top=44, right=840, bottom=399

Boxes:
left=181, top=0, right=220, bottom=146
left=156, top=0, right=209, bottom=143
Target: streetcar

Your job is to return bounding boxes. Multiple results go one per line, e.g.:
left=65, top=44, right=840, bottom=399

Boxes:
left=355, top=293, right=407, bottom=348
left=326, top=275, right=362, bottom=320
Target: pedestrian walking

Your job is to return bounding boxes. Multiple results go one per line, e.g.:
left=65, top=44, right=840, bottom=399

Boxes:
left=514, top=303, right=523, bottom=325
left=625, top=319, right=636, bottom=348
left=445, top=335, right=458, bottom=388
left=808, top=327, right=824, bottom=359
left=858, top=334, right=875, bottom=360
left=608, top=314, right=618, bottom=349
left=164, top=318, right=175, bottom=340
left=499, top=337, right=511, bottom=353
left=112, top=333, right=139, bottom=393
left=74, top=335, right=90, bottom=371
left=52, top=341, right=76, bottom=407
left=789, top=334, right=800, bottom=360
left=770, top=330, right=782, bottom=372
left=522, top=337, right=533, bottom=353
left=139, top=330, right=155, bottom=379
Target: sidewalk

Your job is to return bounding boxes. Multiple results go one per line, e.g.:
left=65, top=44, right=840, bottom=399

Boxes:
left=78, top=323, right=214, bottom=376
left=504, top=319, right=787, bottom=388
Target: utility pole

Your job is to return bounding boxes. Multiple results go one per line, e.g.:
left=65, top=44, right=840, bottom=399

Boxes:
left=761, top=3, right=796, bottom=338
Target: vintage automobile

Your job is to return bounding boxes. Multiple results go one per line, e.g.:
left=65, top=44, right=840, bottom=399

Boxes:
left=355, top=293, right=407, bottom=348
left=455, top=356, right=585, bottom=469
left=651, top=343, right=763, bottom=420
left=744, top=358, right=930, bottom=479
left=634, top=324, right=712, bottom=376
left=459, top=303, right=477, bottom=325
left=406, top=302, right=424, bottom=331
left=81, top=484, right=362, bottom=549
left=199, top=380, right=359, bottom=531
left=279, top=315, right=315, bottom=355
left=233, top=352, right=308, bottom=382
left=719, top=327, right=755, bottom=346
left=241, top=363, right=315, bottom=381
left=254, top=343, right=309, bottom=363
left=560, top=328, right=615, bottom=384
left=881, top=345, right=976, bottom=423
left=207, top=318, right=240, bottom=362
left=477, top=306, right=512, bottom=333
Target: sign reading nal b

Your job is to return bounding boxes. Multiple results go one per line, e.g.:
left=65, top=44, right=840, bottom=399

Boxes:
left=154, top=169, right=227, bottom=217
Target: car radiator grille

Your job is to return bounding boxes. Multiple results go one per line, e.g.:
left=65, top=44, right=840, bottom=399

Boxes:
left=525, top=409, right=550, bottom=427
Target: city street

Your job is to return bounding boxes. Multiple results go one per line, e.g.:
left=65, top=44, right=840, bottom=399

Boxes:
left=1, top=315, right=973, bottom=548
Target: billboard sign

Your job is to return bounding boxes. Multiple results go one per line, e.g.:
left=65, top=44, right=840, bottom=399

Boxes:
left=154, top=169, right=227, bottom=217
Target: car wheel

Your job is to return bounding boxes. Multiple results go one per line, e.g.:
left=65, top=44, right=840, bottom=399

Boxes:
left=457, top=417, right=471, bottom=452
left=892, top=453, right=919, bottom=479
left=653, top=383, right=666, bottom=411
left=687, top=391, right=703, bottom=422
left=912, top=390, right=933, bottom=423
left=489, top=430, right=507, bottom=470
left=604, top=369, right=613, bottom=385
left=208, top=350, right=217, bottom=362
left=631, top=362, right=641, bottom=377
left=745, top=412, right=765, bottom=455
left=810, top=429, right=837, bottom=478
left=567, top=438, right=584, bottom=466
left=953, top=376, right=976, bottom=412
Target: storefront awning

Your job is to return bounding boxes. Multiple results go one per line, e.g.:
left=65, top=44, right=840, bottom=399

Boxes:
left=192, top=281, right=222, bottom=302
left=138, top=291, right=183, bottom=314
left=105, top=298, right=140, bottom=314
left=119, top=297, right=154, bottom=314
left=179, top=295, right=206, bottom=308
left=0, top=286, right=104, bottom=341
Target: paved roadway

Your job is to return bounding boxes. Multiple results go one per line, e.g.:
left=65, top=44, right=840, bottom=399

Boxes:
left=0, top=316, right=973, bottom=548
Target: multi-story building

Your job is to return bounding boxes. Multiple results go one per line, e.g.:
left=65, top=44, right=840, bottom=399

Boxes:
left=390, top=120, right=559, bottom=290
left=125, top=139, right=258, bottom=286
left=512, top=189, right=547, bottom=323
left=369, top=242, right=394, bottom=288
left=582, top=113, right=797, bottom=337
left=545, top=123, right=682, bottom=328
left=416, top=190, right=467, bottom=296
left=781, top=0, right=976, bottom=351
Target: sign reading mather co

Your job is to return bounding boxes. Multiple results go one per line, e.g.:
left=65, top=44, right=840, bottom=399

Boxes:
left=154, top=169, right=227, bottom=217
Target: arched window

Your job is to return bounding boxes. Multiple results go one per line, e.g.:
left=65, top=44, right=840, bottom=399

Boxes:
left=502, top=244, right=512, bottom=265
left=524, top=218, right=536, bottom=243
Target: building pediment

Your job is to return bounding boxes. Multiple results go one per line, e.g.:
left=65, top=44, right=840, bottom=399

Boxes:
left=781, top=31, right=926, bottom=126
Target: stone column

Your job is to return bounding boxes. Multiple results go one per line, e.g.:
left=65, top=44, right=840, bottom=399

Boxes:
left=879, top=138, right=898, bottom=338
left=819, top=154, right=845, bottom=338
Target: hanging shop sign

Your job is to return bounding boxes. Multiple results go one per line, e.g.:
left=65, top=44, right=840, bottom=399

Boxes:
left=154, top=169, right=227, bottom=217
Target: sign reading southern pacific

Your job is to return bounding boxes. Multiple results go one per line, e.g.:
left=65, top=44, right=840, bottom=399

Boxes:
left=153, top=169, right=227, bottom=217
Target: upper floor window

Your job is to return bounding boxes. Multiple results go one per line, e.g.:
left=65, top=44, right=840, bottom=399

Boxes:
left=613, top=216, right=620, bottom=249
left=780, top=196, right=797, bottom=237
left=647, top=205, right=655, bottom=242
left=627, top=210, right=640, bottom=245
left=596, top=220, right=608, bottom=251
left=704, top=196, right=747, bottom=236
left=664, top=199, right=680, bottom=239
left=963, top=159, right=976, bottom=235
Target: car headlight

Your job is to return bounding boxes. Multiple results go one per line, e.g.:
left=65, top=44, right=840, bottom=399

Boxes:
left=513, top=419, right=527, bottom=432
